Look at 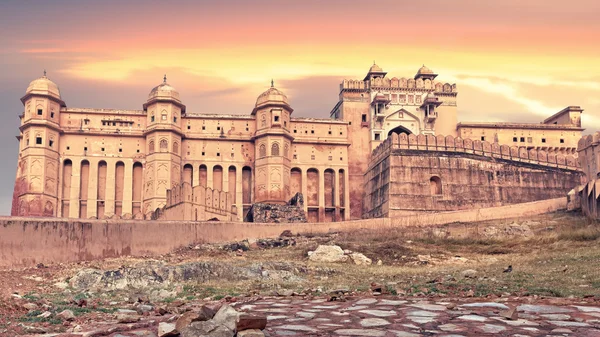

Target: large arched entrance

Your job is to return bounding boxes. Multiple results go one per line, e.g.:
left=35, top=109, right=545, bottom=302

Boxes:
left=388, top=125, right=412, bottom=137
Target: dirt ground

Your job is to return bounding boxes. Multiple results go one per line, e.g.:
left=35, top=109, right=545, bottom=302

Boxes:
left=1, top=210, right=599, bottom=335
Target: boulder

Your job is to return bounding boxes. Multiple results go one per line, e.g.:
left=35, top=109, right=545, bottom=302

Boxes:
left=176, top=310, right=210, bottom=332
left=22, top=303, right=39, bottom=311
left=350, top=253, right=372, bottom=265
left=461, top=269, right=478, bottom=278
left=57, top=309, right=75, bottom=321
left=212, top=304, right=241, bottom=332
left=158, top=322, right=179, bottom=337
left=116, top=313, right=140, bottom=323
left=308, top=245, right=348, bottom=263
left=181, top=320, right=234, bottom=337
left=236, top=314, right=267, bottom=331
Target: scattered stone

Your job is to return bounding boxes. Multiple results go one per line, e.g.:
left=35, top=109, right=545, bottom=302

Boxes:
left=461, top=269, right=477, bottom=278
left=500, top=305, right=518, bottom=320
left=308, top=245, right=348, bottom=263
left=176, top=311, right=205, bottom=332
left=158, top=322, right=178, bottom=337
left=37, top=311, right=52, bottom=318
left=116, top=313, right=140, bottom=323
left=237, top=314, right=268, bottom=331
left=376, top=260, right=383, bottom=266
left=212, top=304, right=241, bottom=331
left=237, top=330, right=265, bottom=337
left=22, top=302, right=39, bottom=310
left=349, top=253, right=372, bottom=265
left=57, top=309, right=75, bottom=321
left=182, top=320, right=234, bottom=337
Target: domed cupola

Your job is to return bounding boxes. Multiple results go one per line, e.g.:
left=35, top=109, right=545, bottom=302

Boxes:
left=21, top=71, right=65, bottom=106
left=144, top=75, right=185, bottom=111
left=252, top=80, right=292, bottom=115
left=414, top=64, right=438, bottom=80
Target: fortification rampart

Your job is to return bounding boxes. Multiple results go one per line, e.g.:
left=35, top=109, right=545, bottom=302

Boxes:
left=0, top=197, right=567, bottom=268
left=370, top=133, right=580, bottom=172
left=364, top=133, right=583, bottom=218
left=577, top=132, right=600, bottom=219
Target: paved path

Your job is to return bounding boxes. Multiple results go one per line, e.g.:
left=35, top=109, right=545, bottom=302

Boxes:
left=231, top=297, right=600, bottom=337
left=26, top=296, right=600, bottom=337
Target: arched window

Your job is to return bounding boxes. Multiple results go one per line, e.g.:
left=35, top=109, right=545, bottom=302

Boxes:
left=148, top=140, right=155, bottom=154
left=172, top=141, right=179, bottom=154
left=259, top=144, right=266, bottom=157
left=284, top=143, right=289, bottom=158
left=261, top=114, right=266, bottom=127
left=271, top=142, right=280, bottom=156
left=430, top=176, right=442, bottom=195
left=160, top=139, right=168, bottom=151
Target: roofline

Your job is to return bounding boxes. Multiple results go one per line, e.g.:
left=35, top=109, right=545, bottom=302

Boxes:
left=457, top=122, right=584, bottom=131
left=543, top=106, right=583, bottom=124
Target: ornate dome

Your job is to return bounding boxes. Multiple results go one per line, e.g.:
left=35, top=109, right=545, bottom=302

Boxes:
left=148, top=75, right=181, bottom=103
left=255, top=81, right=289, bottom=108
left=25, top=71, right=61, bottom=100
left=369, top=63, right=383, bottom=73
left=416, top=65, right=434, bottom=76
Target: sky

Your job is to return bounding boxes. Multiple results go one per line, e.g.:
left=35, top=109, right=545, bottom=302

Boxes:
left=0, top=0, right=599, bottom=215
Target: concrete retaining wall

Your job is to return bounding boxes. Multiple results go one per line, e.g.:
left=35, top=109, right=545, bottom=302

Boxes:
left=0, top=197, right=567, bottom=268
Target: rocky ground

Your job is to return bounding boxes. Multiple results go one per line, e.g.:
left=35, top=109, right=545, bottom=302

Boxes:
left=1, top=211, right=600, bottom=336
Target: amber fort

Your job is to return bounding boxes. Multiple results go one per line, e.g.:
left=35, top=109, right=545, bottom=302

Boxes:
left=11, top=64, right=595, bottom=222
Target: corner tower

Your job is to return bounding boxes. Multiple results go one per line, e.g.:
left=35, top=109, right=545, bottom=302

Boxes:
left=12, top=72, right=65, bottom=216
left=142, top=76, right=185, bottom=216
left=252, top=81, right=293, bottom=203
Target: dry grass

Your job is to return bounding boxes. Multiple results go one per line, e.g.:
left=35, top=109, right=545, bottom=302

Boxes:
left=232, top=211, right=600, bottom=298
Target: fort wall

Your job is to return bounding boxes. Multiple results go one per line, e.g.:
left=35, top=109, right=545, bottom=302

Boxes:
left=577, top=132, right=600, bottom=219
left=364, top=133, right=583, bottom=218
left=0, top=197, right=568, bottom=268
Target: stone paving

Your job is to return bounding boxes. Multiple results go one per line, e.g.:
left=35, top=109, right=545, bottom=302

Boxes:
left=229, top=297, right=600, bottom=337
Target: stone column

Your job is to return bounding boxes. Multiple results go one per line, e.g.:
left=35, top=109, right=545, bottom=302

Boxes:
left=207, top=163, right=214, bottom=190
left=70, top=159, right=81, bottom=218
left=122, top=161, right=133, bottom=215
left=344, top=169, right=350, bottom=221
left=334, top=168, right=340, bottom=221
left=105, top=159, right=116, bottom=216
left=87, top=158, right=98, bottom=219
left=318, top=168, right=325, bottom=221
left=301, top=168, right=308, bottom=214
left=193, top=163, right=200, bottom=188
left=236, top=165, right=243, bottom=221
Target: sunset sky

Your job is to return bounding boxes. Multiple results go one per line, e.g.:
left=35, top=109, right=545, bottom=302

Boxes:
left=0, top=0, right=599, bottom=215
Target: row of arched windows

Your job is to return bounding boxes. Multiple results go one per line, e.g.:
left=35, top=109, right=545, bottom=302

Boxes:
left=259, top=142, right=289, bottom=158
left=148, top=139, right=179, bottom=154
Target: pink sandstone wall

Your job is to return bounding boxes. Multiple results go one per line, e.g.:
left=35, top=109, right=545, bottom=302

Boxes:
left=0, top=197, right=567, bottom=268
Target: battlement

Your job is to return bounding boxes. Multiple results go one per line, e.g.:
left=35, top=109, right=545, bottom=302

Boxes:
left=370, top=133, right=580, bottom=172
left=151, top=182, right=236, bottom=221
left=341, top=77, right=457, bottom=94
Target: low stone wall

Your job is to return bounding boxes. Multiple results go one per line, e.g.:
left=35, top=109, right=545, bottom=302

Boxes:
left=0, top=197, right=567, bottom=268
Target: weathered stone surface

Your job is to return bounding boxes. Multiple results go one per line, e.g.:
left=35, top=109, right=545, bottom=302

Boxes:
left=236, top=329, right=265, bottom=337
left=176, top=311, right=204, bottom=332
left=157, top=322, right=178, bottom=337
left=212, top=304, right=241, bottom=331
left=244, top=193, right=307, bottom=223
left=116, top=313, right=140, bottom=323
left=181, top=320, right=234, bottom=337
left=308, top=245, right=348, bottom=263
left=349, top=253, right=372, bottom=265
left=499, top=305, right=518, bottom=320
left=236, top=314, right=267, bottom=331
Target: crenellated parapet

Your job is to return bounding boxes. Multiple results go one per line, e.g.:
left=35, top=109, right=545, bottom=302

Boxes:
left=340, top=77, right=457, bottom=95
left=370, top=133, right=581, bottom=172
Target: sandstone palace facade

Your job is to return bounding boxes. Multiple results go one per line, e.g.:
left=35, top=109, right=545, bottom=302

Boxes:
left=12, top=65, right=585, bottom=221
